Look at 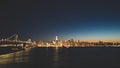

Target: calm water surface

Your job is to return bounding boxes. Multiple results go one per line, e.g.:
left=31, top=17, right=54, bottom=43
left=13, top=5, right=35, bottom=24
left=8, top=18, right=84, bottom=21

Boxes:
left=0, top=47, right=120, bottom=68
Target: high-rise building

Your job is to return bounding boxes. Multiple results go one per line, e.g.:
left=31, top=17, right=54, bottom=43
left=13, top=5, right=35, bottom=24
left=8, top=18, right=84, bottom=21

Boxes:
left=56, top=36, right=58, bottom=41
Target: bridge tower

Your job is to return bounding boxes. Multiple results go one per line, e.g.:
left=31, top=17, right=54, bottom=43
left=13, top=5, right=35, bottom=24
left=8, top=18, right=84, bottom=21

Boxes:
left=15, top=34, right=18, bottom=41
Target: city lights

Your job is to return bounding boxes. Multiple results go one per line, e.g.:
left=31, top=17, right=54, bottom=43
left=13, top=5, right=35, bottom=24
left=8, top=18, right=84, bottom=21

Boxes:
left=36, top=36, right=120, bottom=48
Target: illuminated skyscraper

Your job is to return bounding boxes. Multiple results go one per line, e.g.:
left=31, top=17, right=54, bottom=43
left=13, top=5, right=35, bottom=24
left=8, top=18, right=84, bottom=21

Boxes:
left=56, top=36, right=58, bottom=41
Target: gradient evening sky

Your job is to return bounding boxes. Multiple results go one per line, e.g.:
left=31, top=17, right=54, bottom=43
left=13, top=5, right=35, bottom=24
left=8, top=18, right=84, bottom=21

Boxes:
left=0, top=0, right=120, bottom=41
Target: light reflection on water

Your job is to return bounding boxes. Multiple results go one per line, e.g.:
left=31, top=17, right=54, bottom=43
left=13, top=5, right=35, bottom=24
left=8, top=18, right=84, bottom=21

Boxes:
left=0, top=48, right=30, bottom=64
left=0, top=47, right=120, bottom=68
left=53, top=47, right=59, bottom=68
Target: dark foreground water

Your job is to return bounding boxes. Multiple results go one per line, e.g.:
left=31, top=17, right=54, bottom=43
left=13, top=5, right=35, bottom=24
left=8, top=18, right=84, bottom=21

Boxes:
left=0, top=47, right=120, bottom=68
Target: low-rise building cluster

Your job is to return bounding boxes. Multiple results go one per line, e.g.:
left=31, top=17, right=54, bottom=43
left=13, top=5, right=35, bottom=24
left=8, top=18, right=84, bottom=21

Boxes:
left=36, top=39, right=120, bottom=47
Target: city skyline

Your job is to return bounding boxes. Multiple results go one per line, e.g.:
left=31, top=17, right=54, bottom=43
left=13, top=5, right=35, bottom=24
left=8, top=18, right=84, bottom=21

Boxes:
left=0, top=0, right=120, bottom=41
left=0, top=1, right=120, bottom=68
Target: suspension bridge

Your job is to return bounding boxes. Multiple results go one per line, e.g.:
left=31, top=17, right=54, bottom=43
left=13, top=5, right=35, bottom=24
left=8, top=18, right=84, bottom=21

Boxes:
left=0, top=34, right=35, bottom=47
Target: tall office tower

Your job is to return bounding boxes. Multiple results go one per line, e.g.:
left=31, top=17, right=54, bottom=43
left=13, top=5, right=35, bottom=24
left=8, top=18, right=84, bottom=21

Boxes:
left=56, top=36, right=58, bottom=41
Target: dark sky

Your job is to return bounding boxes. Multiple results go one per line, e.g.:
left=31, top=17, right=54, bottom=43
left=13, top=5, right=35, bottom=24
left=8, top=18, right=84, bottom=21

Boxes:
left=0, top=0, right=120, bottom=41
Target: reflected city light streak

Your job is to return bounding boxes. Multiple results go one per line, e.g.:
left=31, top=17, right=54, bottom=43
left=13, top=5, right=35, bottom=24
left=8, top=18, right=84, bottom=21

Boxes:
left=0, top=49, right=30, bottom=64
left=53, top=47, right=59, bottom=68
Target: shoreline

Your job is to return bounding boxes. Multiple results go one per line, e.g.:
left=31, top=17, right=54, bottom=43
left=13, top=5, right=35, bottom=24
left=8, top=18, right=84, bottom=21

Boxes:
left=0, top=46, right=24, bottom=55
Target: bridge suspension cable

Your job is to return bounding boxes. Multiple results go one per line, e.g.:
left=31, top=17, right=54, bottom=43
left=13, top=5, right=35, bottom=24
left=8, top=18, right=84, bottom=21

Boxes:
left=6, top=34, right=18, bottom=41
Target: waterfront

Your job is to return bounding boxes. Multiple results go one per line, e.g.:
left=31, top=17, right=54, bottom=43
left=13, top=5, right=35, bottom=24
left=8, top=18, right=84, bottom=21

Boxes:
left=0, top=47, right=120, bottom=68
